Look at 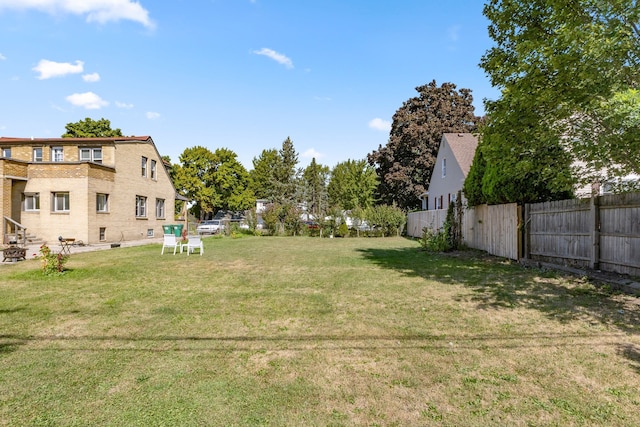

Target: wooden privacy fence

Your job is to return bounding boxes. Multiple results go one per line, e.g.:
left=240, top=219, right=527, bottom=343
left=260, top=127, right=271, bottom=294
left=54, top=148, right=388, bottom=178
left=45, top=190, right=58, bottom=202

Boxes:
left=407, top=203, right=520, bottom=260
left=526, top=193, right=640, bottom=277
left=407, top=192, right=640, bottom=277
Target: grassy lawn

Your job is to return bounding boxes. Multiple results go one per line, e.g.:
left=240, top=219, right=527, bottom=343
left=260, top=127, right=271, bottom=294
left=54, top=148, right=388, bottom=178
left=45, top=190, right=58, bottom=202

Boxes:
left=1, top=236, right=639, bottom=426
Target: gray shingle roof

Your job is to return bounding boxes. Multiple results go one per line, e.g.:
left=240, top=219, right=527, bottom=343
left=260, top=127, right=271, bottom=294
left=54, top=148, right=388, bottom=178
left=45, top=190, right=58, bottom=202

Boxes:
left=442, top=133, right=478, bottom=176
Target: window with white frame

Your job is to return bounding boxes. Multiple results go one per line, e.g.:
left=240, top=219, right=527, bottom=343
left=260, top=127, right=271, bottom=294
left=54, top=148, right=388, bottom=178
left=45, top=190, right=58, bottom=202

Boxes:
left=156, top=198, right=165, bottom=218
left=23, top=193, right=40, bottom=211
left=141, top=157, right=148, bottom=177
left=151, top=159, right=157, bottom=180
left=33, top=147, right=43, bottom=162
left=52, top=147, right=64, bottom=162
left=52, top=192, right=70, bottom=212
left=2, top=147, right=11, bottom=158
left=96, top=193, right=109, bottom=212
left=136, top=195, right=147, bottom=217
left=442, top=158, right=446, bottom=178
left=79, top=147, right=102, bottom=163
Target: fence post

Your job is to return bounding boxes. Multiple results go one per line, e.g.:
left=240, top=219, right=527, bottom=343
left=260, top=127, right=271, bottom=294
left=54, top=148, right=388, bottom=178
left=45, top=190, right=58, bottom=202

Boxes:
left=590, top=196, right=600, bottom=270
left=523, top=204, right=530, bottom=260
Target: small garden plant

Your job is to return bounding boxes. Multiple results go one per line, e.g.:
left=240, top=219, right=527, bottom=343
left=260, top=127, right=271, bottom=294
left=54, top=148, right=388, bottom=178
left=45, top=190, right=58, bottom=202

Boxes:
left=38, top=244, right=68, bottom=275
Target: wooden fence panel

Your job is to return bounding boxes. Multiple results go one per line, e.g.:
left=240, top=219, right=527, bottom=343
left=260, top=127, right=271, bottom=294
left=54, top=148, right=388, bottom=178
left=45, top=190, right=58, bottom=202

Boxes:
left=408, top=204, right=520, bottom=260
left=406, top=210, right=447, bottom=238
left=463, top=204, right=519, bottom=260
left=527, top=198, right=593, bottom=268
left=598, top=193, right=640, bottom=276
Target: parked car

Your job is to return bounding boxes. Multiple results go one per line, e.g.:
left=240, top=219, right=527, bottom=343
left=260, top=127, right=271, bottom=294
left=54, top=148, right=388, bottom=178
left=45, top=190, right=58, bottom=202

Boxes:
left=196, top=220, right=222, bottom=234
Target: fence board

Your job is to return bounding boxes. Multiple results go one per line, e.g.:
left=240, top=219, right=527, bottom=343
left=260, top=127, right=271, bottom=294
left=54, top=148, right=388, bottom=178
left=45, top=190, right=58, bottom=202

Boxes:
left=407, top=192, right=640, bottom=277
left=598, top=193, right=640, bottom=275
left=527, top=198, right=593, bottom=268
left=406, top=210, right=447, bottom=238
left=408, top=203, right=519, bottom=260
left=526, top=193, right=640, bottom=277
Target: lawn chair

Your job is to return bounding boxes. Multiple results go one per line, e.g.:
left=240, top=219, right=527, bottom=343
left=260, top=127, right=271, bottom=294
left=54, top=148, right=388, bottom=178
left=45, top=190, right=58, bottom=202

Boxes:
left=161, top=234, right=179, bottom=255
left=182, top=235, right=203, bottom=256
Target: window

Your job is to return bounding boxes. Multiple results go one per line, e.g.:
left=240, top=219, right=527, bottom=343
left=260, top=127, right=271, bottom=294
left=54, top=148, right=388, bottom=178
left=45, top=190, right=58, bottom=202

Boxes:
left=151, top=159, right=157, bottom=180
left=33, top=147, right=43, bottom=162
left=52, top=147, right=64, bottom=162
left=99, top=227, right=106, bottom=241
left=23, top=193, right=40, bottom=211
left=442, top=158, right=446, bottom=178
left=79, top=147, right=102, bottom=163
left=81, top=147, right=103, bottom=163
left=156, top=198, right=165, bottom=218
left=141, top=157, right=148, bottom=177
left=1, top=147, right=11, bottom=158
left=136, top=195, right=147, bottom=217
left=52, top=192, right=70, bottom=212
left=147, top=228, right=154, bottom=238
left=96, top=193, right=109, bottom=212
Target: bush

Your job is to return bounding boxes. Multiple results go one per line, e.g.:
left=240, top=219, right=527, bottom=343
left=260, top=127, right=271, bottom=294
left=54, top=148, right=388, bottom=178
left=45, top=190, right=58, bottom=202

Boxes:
left=418, top=228, right=450, bottom=252
left=336, top=222, right=349, bottom=237
left=38, top=244, right=68, bottom=275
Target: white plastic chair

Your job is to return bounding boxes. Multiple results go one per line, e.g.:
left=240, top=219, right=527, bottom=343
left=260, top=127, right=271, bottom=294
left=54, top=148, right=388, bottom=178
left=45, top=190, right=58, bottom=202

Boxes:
left=183, top=235, right=203, bottom=256
left=161, top=234, right=179, bottom=255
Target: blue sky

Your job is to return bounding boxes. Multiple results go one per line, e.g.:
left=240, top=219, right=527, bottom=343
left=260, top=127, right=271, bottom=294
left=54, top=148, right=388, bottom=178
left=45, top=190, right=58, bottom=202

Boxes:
left=0, top=0, right=499, bottom=169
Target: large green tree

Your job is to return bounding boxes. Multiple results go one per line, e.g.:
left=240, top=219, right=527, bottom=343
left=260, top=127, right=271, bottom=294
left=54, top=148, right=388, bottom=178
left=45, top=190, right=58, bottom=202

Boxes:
left=302, top=158, right=330, bottom=219
left=274, top=137, right=300, bottom=204
left=249, top=137, right=300, bottom=205
left=62, top=117, right=123, bottom=138
left=327, top=159, right=378, bottom=211
left=368, top=81, right=479, bottom=210
left=172, top=146, right=252, bottom=219
left=249, top=148, right=280, bottom=200
left=479, top=0, right=640, bottom=192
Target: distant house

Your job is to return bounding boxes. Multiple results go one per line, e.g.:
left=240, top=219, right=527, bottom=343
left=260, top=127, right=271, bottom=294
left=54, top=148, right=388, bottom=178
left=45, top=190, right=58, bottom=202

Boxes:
left=0, top=136, right=178, bottom=245
left=420, top=133, right=478, bottom=211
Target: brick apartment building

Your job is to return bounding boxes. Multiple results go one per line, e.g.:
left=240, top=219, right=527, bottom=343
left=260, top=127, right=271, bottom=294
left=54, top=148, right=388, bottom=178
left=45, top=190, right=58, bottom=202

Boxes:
left=0, top=136, right=179, bottom=245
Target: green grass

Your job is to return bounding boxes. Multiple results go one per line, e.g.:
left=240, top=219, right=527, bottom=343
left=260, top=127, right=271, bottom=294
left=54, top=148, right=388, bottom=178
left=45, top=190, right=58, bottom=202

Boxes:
left=1, top=236, right=640, bottom=426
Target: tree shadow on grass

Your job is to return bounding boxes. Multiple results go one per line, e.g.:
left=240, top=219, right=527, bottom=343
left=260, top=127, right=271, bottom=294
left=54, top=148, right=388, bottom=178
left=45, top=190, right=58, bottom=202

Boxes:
left=357, top=246, right=640, bottom=369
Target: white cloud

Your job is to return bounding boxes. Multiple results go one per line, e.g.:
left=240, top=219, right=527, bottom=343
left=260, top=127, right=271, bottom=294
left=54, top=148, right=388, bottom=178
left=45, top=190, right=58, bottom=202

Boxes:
left=0, top=0, right=155, bottom=28
left=82, top=72, right=100, bottom=82
left=252, top=48, right=293, bottom=69
left=368, top=118, right=391, bottom=132
left=65, top=91, right=108, bottom=109
left=115, top=101, right=134, bottom=109
left=0, top=53, right=6, bottom=60
left=301, top=148, right=323, bottom=160
left=146, top=111, right=160, bottom=119
left=33, top=59, right=84, bottom=80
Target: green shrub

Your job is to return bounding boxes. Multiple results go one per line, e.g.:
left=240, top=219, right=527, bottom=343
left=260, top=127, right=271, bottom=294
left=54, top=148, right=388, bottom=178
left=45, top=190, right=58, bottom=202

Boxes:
left=418, top=228, right=450, bottom=252
left=38, top=244, right=68, bottom=275
left=337, top=222, right=349, bottom=237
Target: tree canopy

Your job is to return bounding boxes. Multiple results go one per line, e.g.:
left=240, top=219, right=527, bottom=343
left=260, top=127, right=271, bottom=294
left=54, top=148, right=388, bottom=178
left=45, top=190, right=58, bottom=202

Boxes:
left=62, top=117, right=123, bottom=138
left=477, top=0, right=640, bottom=196
left=328, top=159, right=378, bottom=211
left=302, top=158, right=330, bottom=219
left=172, top=146, right=253, bottom=219
left=249, top=137, right=300, bottom=205
left=368, top=81, right=479, bottom=210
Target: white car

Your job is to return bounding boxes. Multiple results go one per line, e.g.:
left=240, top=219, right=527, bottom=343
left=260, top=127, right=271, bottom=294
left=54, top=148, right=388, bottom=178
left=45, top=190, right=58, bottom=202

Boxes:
left=196, top=220, right=222, bottom=234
